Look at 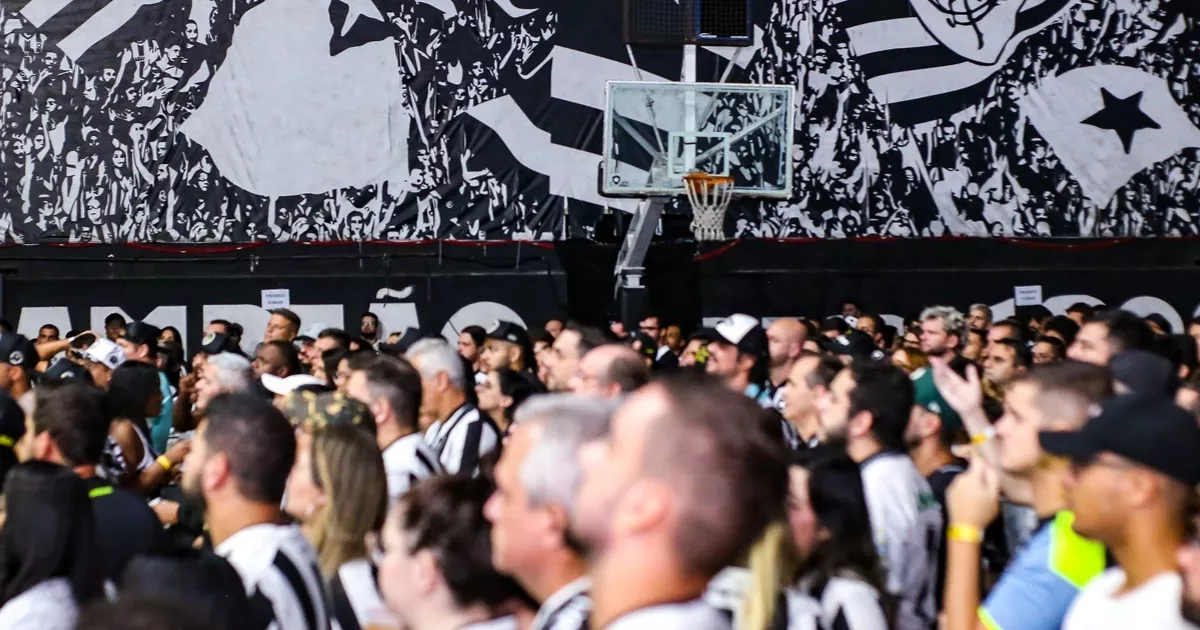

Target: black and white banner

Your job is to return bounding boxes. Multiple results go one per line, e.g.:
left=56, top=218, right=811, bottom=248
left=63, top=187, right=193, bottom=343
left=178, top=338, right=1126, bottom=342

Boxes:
left=0, top=0, right=1196, bottom=242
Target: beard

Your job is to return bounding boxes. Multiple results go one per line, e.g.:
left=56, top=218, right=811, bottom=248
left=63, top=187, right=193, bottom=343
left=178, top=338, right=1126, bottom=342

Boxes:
left=1183, top=595, right=1200, bottom=625
left=823, top=432, right=849, bottom=455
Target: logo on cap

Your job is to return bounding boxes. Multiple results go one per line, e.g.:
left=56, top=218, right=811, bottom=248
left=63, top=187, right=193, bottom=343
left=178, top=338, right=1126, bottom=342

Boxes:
left=9, top=351, right=23, bottom=366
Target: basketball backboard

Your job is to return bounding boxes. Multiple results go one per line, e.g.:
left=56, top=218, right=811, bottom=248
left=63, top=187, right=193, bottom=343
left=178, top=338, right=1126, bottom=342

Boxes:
left=600, top=81, right=795, bottom=198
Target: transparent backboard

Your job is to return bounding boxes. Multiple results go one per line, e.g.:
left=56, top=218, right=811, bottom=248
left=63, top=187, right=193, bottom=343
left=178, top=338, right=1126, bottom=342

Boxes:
left=601, top=81, right=795, bottom=198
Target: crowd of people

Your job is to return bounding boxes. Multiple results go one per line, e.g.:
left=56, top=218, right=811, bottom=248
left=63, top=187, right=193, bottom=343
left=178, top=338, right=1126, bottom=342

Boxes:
left=0, top=299, right=1197, bottom=630
left=745, top=0, right=1200, bottom=239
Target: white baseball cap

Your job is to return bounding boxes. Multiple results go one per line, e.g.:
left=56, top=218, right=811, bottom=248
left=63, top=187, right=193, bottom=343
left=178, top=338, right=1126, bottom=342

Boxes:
left=261, top=373, right=325, bottom=396
left=83, top=339, right=126, bottom=370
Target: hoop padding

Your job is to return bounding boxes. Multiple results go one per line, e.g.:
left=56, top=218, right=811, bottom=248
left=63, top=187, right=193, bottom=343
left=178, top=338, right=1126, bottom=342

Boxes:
left=684, top=171, right=734, bottom=241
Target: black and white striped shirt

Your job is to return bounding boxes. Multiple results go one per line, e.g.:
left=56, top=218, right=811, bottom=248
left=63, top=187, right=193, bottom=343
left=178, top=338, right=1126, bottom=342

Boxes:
left=328, top=558, right=397, bottom=630
left=217, top=523, right=330, bottom=630
left=382, top=433, right=444, bottom=500
left=531, top=577, right=591, bottom=630
left=424, top=403, right=500, bottom=475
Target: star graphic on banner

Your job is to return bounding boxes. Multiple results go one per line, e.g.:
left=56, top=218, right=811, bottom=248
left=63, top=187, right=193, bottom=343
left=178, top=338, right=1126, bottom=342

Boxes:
left=328, top=0, right=394, bottom=56
left=339, top=0, right=384, bottom=36
left=1081, top=88, right=1162, bottom=154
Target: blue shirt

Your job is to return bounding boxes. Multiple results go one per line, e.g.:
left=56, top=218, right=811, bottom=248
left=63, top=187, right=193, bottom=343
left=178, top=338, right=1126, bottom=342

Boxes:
left=979, top=511, right=1106, bottom=630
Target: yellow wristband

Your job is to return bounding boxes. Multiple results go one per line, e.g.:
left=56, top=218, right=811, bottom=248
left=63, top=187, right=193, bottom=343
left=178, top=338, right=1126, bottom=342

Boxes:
left=157, top=455, right=174, bottom=472
left=948, top=524, right=983, bottom=543
left=971, top=427, right=996, bottom=444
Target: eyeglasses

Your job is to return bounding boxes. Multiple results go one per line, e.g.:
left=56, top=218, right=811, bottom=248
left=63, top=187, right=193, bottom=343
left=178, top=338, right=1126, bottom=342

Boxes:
left=364, top=531, right=385, bottom=566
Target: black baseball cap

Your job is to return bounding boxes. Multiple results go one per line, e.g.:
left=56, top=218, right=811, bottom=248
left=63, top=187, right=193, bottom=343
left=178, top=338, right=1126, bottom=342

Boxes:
left=379, top=328, right=423, bottom=355
left=122, top=322, right=162, bottom=349
left=627, top=330, right=658, bottom=359
left=696, top=314, right=768, bottom=359
left=819, top=329, right=886, bottom=361
left=1040, top=394, right=1200, bottom=485
left=43, top=358, right=94, bottom=383
left=1109, top=350, right=1177, bottom=396
left=200, top=332, right=240, bottom=356
left=0, top=332, right=40, bottom=374
left=486, top=321, right=530, bottom=347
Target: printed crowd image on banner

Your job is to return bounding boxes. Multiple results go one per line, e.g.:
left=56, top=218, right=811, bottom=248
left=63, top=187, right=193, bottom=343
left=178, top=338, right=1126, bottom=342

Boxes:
left=0, top=0, right=1196, bottom=242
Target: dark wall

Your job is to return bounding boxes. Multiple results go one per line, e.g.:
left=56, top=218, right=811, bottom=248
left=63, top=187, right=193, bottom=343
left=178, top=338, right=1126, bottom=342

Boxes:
left=5, top=239, right=1200, bottom=351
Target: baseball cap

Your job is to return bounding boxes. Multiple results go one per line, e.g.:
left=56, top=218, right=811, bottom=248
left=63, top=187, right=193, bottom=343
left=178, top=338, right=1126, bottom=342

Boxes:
left=1040, top=394, right=1200, bottom=485
left=1109, top=350, right=1177, bottom=396
left=910, top=368, right=962, bottom=431
left=818, top=329, right=886, bottom=361
left=0, top=332, right=40, bottom=374
left=43, top=359, right=95, bottom=383
left=486, top=320, right=530, bottom=347
left=820, top=316, right=850, bottom=335
left=281, top=390, right=376, bottom=436
left=379, top=328, right=423, bottom=355
left=697, top=314, right=768, bottom=358
left=83, top=338, right=127, bottom=370
left=627, top=331, right=658, bottom=359
left=201, top=332, right=240, bottom=356
left=261, top=373, right=325, bottom=396
left=122, top=322, right=162, bottom=349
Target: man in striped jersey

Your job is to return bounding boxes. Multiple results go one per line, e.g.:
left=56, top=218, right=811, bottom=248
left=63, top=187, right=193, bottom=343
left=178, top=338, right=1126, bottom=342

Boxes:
left=485, top=395, right=615, bottom=630
left=407, top=339, right=499, bottom=475
left=344, top=354, right=442, bottom=500
left=818, top=360, right=941, bottom=630
left=181, top=394, right=329, bottom=630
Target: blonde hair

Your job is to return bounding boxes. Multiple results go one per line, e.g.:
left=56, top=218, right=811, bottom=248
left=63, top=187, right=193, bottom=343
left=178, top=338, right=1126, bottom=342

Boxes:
left=309, top=425, right=389, bottom=578
left=739, top=521, right=799, bottom=630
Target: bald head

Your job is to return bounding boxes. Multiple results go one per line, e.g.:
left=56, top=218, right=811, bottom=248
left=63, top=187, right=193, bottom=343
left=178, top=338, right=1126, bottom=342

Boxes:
left=767, top=318, right=807, bottom=370
left=570, top=344, right=649, bottom=399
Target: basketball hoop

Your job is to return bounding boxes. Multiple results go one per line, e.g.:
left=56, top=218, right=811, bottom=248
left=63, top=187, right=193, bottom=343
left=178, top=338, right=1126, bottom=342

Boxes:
left=683, top=171, right=734, bottom=241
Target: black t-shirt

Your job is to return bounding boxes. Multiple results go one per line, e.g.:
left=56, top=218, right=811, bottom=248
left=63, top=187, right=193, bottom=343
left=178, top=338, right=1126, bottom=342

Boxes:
left=84, top=476, right=167, bottom=579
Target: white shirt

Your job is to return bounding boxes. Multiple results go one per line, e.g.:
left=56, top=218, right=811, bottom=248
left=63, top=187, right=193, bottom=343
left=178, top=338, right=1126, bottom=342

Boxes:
left=1064, top=568, right=1198, bottom=630
left=859, top=451, right=942, bottom=630
left=0, top=578, right=77, bottom=630
left=606, top=599, right=731, bottom=630
left=329, top=558, right=398, bottom=630
left=382, top=433, right=444, bottom=500
left=424, top=403, right=499, bottom=475
left=217, top=523, right=330, bottom=630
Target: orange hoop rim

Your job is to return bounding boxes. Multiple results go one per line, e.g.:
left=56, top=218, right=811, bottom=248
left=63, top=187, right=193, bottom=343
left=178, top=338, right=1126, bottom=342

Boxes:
left=682, top=171, right=734, bottom=190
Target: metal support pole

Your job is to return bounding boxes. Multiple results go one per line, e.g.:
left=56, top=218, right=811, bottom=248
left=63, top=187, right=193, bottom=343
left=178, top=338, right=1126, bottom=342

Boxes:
left=683, top=44, right=698, bottom=172
left=613, top=197, right=665, bottom=327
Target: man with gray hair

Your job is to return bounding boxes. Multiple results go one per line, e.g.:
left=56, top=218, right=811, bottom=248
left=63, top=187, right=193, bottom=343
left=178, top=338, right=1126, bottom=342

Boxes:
left=407, top=338, right=499, bottom=475
left=921, top=306, right=969, bottom=369
left=195, top=353, right=254, bottom=411
left=968, top=303, right=993, bottom=331
left=484, top=394, right=616, bottom=630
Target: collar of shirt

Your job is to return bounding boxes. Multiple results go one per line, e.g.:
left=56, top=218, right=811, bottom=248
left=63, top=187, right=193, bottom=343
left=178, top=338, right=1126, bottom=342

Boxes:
left=606, top=599, right=730, bottom=630
left=531, top=576, right=591, bottom=630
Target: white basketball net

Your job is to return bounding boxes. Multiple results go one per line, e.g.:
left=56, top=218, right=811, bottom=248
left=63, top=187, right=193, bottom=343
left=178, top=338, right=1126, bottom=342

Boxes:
left=684, top=172, right=734, bottom=241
